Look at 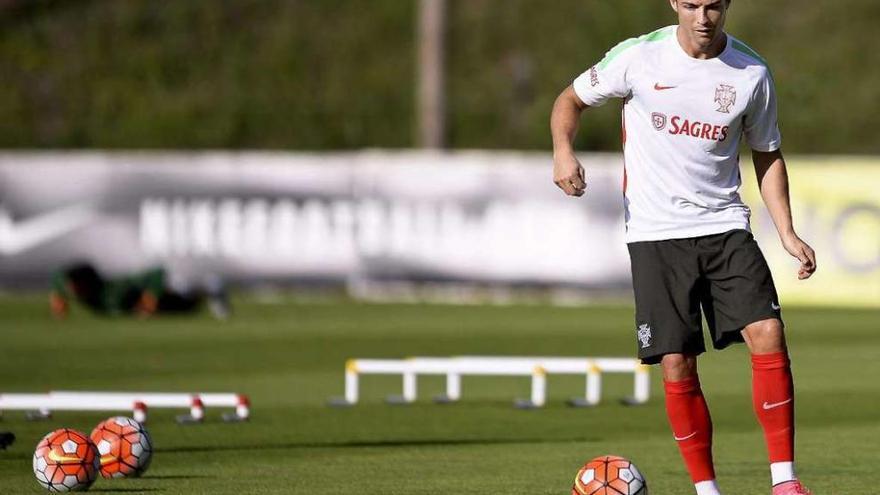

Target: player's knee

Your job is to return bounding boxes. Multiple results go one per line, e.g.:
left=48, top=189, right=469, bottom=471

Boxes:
left=660, top=353, right=698, bottom=382
left=743, top=318, right=786, bottom=353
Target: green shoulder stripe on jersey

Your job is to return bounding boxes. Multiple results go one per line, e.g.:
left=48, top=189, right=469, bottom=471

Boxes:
left=731, top=38, right=775, bottom=82
left=598, top=27, right=672, bottom=70
left=731, top=39, right=768, bottom=67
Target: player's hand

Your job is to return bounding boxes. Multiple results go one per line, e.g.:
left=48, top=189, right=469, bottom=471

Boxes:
left=781, top=233, right=816, bottom=280
left=553, top=151, right=586, bottom=197
left=49, top=292, right=68, bottom=319
left=134, top=291, right=158, bottom=318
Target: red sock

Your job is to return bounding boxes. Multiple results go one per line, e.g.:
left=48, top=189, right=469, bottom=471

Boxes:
left=664, top=376, right=715, bottom=483
left=752, top=352, right=795, bottom=463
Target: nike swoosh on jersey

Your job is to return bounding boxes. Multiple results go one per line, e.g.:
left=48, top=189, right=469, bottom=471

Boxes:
left=47, top=450, right=83, bottom=463
left=763, top=398, right=793, bottom=410
left=653, top=83, right=677, bottom=90
left=673, top=431, right=697, bottom=441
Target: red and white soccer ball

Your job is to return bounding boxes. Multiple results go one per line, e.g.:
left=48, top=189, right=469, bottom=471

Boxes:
left=33, top=428, right=100, bottom=492
left=90, top=416, right=153, bottom=478
left=572, top=455, right=647, bottom=495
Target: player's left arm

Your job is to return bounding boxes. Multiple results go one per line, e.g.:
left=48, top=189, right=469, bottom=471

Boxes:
left=752, top=149, right=816, bottom=280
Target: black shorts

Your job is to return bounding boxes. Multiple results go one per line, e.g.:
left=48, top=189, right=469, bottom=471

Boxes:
left=627, top=229, right=783, bottom=365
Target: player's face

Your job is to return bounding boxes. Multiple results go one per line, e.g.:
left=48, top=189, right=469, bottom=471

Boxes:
left=671, top=0, right=728, bottom=51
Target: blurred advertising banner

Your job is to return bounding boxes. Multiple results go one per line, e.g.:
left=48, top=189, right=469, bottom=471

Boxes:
left=0, top=152, right=877, bottom=307
left=741, top=158, right=880, bottom=308
left=0, top=152, right=630, bottom=292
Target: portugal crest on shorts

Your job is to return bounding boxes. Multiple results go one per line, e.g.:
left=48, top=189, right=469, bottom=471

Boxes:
left=637, top=323, right=652, bottom=348
left=714, top=84, right=736, bottom=113
left=651, top=112, right=667, bottom=131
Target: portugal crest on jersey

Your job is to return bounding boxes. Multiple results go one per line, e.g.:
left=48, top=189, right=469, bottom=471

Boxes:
left=637, top=324, right=652, bottom=348
left=651, top=112, right=667, bottom=131
left=714, top=84, right=736, bottom=113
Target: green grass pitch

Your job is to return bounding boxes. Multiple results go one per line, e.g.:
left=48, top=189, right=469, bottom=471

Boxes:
left=0, top=296, right=878, bottom=494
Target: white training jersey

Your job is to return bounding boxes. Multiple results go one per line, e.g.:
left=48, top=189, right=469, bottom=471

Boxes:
left=572, top=25, right=781, bottom=243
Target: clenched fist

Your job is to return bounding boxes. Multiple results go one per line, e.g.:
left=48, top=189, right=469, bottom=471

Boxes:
left=553, top=151, right=586, bottom=197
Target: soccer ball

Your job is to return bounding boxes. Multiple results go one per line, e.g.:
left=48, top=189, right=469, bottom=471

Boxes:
left=90, top=416, right=153, bottom=478
left=33, top=428, right=100, bottom=492
left=572, top=455, right=647, bottom=495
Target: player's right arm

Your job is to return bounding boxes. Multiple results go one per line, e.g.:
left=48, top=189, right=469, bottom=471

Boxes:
left=551, top=86, right=588, bottom=197
left=551, top=37, right=639, bottom=197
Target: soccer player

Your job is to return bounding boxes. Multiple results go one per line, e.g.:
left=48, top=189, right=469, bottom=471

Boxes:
left=549, top=1, right=816, bottom=494
left=50, top=262, right=231, bottom=319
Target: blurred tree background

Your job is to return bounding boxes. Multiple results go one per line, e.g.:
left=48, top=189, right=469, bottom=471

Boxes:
left=1, top=0, right=878, bottom=153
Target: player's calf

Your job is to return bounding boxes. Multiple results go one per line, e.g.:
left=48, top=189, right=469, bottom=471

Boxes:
left=752, top=351, right=799, bottom=488
left=663, top=374, right=721, bottom=495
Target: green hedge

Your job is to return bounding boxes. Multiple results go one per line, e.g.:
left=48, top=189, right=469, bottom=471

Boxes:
left=1, top=0, right=878, bottom=153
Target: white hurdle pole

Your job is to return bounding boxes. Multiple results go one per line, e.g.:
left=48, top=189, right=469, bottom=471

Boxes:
left=402, top=370, right=417, bottom=403
left=345, top=359, right=359, bottom=404
left=133, top=402, right=147, bottom=423
left=456, top=356, right=645, bottom=407
left=333, top=357, right=544, bottom=407
left=633, top=364, right=651, bottom=404
left=50, top=391, right=250, bottom=422
left=397, top=357, right=462, bottom=404
left=49, top=391, right=243, bottom=409
left=329, top=356, right=650, bottom=408
left=0, top=394, right=53, bottom=418
left=332, top=359, right=422, bottom=405
left=0, top=391, right=249, bottom=422
left=529, top=366, right=547, bottom=408
left=586, top=361, right=602, bottom=406
left=445, top=372, right=461, bottom=402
